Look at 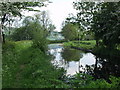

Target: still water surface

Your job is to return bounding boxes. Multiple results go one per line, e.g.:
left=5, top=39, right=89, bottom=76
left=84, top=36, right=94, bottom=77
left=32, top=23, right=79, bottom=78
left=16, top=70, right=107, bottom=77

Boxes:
left=48, top=44, right=96, bottom=75
left=48, top=44, right=120, bottom=79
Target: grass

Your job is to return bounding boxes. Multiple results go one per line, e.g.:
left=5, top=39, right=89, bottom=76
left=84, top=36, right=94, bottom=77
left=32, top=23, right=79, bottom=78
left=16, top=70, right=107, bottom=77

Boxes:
left=64, top=40, right=96, bottom=50
left=64, top=40, right=120, bottom=58
left=2, top=40, right=68, bottom=88
left=2, top=40, right=120, bottom=88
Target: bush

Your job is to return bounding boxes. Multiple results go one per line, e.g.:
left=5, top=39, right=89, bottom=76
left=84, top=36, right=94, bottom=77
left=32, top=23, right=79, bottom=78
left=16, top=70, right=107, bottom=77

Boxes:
left=2, top=41, right=15, bottom=52
left=32, top=29, right=48, bottom=53
left=66, top=73, right=120, bottom=88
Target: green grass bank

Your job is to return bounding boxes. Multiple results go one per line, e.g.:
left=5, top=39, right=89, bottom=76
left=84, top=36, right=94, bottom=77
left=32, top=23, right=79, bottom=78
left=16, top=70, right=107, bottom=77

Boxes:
left=64, top=40, right=96, bottom=50
left=63, top=40, right=120, bottom=58
left=2, top=40, right=120, bottom=88
left=2, top=40, right=68, bottom=88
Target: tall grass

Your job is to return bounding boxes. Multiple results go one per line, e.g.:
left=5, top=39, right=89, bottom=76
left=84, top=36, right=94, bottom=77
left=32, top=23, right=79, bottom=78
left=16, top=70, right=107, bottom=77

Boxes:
left=2, top=40, right=120, bottom=88
left=2, top=41, right=68, bottom=88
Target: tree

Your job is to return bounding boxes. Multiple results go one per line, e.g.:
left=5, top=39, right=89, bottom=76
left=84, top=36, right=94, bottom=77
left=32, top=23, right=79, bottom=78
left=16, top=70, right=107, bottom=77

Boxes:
left=73, top=2, right=97, bottom=30
left=11, top=15, right=44, bottom=41
left=73, top=1, right=120, bottom=48
left=0, top=1, right=49, bottom=43
left=61, top=22, right=79, bottom=41
left=34, top=11, right=56, bottom=36
left=47, top=24, right=56, bottom=33
left=91, top=2, right=120, bottom=48
left=61, top=14, right=84, bottom=41
left=73, top=2, right=101, bottom=45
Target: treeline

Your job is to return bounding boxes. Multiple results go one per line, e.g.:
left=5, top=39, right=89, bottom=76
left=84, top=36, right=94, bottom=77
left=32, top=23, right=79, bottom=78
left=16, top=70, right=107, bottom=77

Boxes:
left=61, top=2, right=120, bottom=49
left=7, top=11, right=55, bottom=40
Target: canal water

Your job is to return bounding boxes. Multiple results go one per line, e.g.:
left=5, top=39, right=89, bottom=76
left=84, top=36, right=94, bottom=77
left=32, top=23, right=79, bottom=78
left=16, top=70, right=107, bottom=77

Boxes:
left=48, top=44, right=120, bottom=79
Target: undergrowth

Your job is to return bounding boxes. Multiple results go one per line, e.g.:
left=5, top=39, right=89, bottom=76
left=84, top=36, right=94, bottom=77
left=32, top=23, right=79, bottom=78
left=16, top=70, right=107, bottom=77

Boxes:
left=2, top=41, right=68, bottom=88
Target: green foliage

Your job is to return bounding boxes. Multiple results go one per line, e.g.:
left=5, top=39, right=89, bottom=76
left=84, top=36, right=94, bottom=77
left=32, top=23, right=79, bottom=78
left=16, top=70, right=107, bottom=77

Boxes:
left=2, top=41, right=69, bottom=88
left=11, top=14, right=55, bottom=53
left=11, top=26, right=33, bottom=41
left=64, top=40, right=96, bottom=50
left=67, top=73, right=120, bottom=88
left=32, top=29, right=47, bottom=53
left=117, top=44, right=120, bottom=50
left=34, top=11, right=56, bottom=36
left=11, top=16, right=48, bottom=53
left=2, top=40, right=120, bottom=88
left=61, top=11, right=94, bottom=41
left=61, top=23, right=80, bottom=40
left=2, top=41, right=15, bottom=51
left=84, top=31, right=94, bottom=40
left=0, top=1, right=49, bottom=43
left=73, top=2, right=97, bottom=30
left=92, top=2, right=120, bottom=48
left=93, top=46, right=120, bottom=58
left=73, top=1, right=120, bottom=48
left=11, top=16, right=42, bottom=41
left=0, top=2, right=46, bottom=23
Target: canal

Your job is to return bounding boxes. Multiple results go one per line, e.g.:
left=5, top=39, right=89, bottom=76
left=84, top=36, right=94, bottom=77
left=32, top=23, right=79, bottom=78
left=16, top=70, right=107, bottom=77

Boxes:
left=48, top=44, right=120, bottom=80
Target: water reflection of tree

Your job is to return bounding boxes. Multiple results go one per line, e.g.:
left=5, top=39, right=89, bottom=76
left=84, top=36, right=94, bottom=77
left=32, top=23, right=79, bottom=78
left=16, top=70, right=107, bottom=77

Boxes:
left=80, top=56, right=120, bottom=81
left=61, top=48, right=83, bottom=61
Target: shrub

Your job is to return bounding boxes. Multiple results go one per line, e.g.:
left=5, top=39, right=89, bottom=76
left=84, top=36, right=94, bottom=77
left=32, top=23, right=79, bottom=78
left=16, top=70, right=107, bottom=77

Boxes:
left=2, top=41, right=15, bottom=52
left=32, top=29, right=48, bottom=53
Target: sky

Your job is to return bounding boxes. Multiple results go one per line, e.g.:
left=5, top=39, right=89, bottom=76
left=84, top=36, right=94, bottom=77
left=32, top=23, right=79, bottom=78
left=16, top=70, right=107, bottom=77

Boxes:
left=24, top=0, right=77, bottom=32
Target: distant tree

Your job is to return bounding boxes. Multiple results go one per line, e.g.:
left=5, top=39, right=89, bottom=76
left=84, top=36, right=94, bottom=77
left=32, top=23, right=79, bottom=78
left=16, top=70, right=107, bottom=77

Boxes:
left=61, top=23, right=79, bottom=41
left=47, top=24, right=56, bottom=33
left=73, top=2, right=100, bottom=45
left=73, top=1, right=120, bottom=48
left=11, top=16, right=44, bottom=41
left=61, top=14, right=84, bottom=41
left=34, top=11, right=56, bottom=36
left=0, top=1, right=49, bottom=43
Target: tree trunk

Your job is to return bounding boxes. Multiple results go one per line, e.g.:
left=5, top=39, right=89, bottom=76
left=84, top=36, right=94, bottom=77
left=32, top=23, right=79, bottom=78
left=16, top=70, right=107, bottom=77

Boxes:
left=1, top=14, right=7, bottom=44
left=1, top=24, right=5, bottom=44
left=2, top=32, right=5, bottom=43
left=0, top=27, right=2, bottom=44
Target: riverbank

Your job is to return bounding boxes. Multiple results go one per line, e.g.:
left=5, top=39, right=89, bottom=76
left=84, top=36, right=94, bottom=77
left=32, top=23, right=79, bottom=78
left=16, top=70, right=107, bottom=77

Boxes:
left=2, top=40, right=120, bottom=88
left=2, top=41, right=68, bottom=88
left=63, top=40, right=120, bottom=58
left=48, top=39, right=67, bottom=44
left=64, top=40, right=95, bottom=52
left=48, top=43, right=120, bottom=88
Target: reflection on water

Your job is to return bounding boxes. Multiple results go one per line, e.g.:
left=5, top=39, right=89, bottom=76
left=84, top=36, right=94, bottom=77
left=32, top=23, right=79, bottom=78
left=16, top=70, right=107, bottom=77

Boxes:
left=48, top=44, right=96, bottom=75
left=48, top=44, right=120, bottom=79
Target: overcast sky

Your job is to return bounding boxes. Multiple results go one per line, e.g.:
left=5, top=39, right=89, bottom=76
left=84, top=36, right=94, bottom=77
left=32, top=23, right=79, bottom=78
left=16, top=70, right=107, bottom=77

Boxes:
left=43, top=0, right=77, bottom=32
left=24, top=0, right=77, bottom=32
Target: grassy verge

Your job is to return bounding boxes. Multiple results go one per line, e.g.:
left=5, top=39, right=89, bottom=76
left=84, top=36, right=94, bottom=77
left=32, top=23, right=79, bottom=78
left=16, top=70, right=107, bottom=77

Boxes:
left=2, top=40, right=120, bottom=88
left=2, top=40, right=68, bottom=88
left=64, top=40, right=120, bottom=58
left=64, top=40, right=96, bottom=50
